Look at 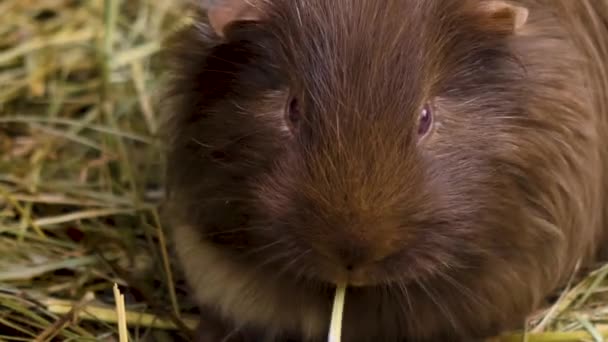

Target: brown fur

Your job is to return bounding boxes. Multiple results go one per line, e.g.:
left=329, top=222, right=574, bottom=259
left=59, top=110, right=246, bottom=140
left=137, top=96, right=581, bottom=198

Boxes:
left=161, top=0, right=608, bottom=341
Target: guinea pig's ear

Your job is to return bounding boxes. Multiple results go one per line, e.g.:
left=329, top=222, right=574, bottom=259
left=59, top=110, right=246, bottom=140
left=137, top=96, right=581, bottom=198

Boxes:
left=475, top=0, right=529, bottom=34
left=204, top=0, right=263, bottom=37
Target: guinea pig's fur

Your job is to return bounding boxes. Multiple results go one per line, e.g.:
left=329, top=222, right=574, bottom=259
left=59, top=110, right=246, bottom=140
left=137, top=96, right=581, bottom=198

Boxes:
left=161, top=0, right=608, bottom=341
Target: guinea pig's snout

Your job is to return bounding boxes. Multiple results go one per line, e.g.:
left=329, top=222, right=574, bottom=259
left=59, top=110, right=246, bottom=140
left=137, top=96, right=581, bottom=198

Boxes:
left=337, top=246, right=368, bottom=272
left=326, top=241, right=396, bottom=287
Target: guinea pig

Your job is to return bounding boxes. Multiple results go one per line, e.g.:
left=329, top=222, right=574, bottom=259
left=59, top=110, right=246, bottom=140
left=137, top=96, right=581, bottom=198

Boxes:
left=161, top=0, right=608, bottom=341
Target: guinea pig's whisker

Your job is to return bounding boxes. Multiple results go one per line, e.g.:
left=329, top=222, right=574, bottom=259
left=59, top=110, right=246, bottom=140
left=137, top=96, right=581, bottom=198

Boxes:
left=245, top=238, right=290, bottom=256
left=199, top=228, right=269, bottom=240
left=199, top=231, right=249, bottom=239
left=193, top=68, right=240, bottom=77
left=292, top=263, right=311, bottom=282
left=205, top=54, right=249, bottom=67
left=200, top=226, right=268, bottom=238
left=196, top=197, right=259, bottom=205
left=251, top=248, right=311, bottom=285
left=220, top=324, right=247, bottom=342
left=415, top=278, right=458, bottom=332
left=276, top=249, right=312, bottom=279
left=395, top=278, right=414, bottom=314
left=384, top=280, right=410, bottom=323
left=435, top=271, right=491, bottom=311
left=191, top=129, right=267, bottom=152
left=251, top=247, right=296, bottom=272
left=191, top=138, right=212, bottom=148
left=241, top=254, right=287, bottom=283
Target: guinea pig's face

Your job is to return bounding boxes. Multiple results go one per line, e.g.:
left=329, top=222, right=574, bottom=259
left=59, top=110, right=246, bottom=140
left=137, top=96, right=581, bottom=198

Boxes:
left=168, top=0, right=529, bottom=289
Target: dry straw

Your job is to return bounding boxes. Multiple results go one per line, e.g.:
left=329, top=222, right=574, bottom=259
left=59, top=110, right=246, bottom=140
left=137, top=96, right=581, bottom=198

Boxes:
left=1, top=0, right=608, bottom=340
left=328, top=284, right=346, bottom=342
left=113, top=283, right=129, bottom=342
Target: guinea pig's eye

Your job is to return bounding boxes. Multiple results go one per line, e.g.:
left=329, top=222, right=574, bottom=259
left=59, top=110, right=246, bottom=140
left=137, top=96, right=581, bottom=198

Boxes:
left=417, top=103, right=433, bottom=138
left=286, top=97, right=301, bottom=130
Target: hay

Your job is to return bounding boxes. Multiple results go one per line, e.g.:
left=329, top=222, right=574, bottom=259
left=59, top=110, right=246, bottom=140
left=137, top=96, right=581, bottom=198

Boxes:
left=0, top=0, right=607, bottom=341
left=329, top=284, right=346, bottom=342
left=0, top=0, right=197, bottom=340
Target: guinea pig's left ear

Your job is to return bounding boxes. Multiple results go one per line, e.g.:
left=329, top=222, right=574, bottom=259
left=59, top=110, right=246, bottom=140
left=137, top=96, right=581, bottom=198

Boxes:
left=204, top=0, right=263, bottom=37
left=475, top=0, right=529, bottom=34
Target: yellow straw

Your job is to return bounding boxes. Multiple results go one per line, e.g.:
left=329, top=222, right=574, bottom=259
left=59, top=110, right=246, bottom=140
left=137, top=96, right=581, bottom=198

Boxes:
left=113, top=283, right=129, bottom=342
left=328, top=283, right=347, bottom=342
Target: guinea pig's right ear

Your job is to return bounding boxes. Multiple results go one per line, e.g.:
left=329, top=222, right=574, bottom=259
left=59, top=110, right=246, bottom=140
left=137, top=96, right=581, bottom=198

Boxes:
left=474, top=0, right=529, bottom=34
left=204, top=0, right=264, bottom=38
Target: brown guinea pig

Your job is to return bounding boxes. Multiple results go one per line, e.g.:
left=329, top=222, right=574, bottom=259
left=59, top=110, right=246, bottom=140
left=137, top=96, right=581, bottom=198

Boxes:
left=161, top=0, right=608, bottom=341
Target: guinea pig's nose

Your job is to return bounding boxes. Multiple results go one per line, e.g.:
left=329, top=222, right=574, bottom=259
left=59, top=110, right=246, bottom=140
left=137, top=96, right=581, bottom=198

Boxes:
left=337, top=246, right=369, bottom=272
left=334, top=238, right=396, bottom=274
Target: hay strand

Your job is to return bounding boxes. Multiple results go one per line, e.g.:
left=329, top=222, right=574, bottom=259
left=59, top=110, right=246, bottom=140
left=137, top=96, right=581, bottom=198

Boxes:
left=113, top=284, right=129, bottom=342
left=328, top=284, right=346, bottom=342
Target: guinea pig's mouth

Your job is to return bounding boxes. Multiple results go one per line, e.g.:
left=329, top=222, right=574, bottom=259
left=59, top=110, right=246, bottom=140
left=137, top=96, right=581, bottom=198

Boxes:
left=290, top=246, right=447, bottom=290
left=311, top=268, right=409, bottom=289
left=300, top=254, right=412, bottom=289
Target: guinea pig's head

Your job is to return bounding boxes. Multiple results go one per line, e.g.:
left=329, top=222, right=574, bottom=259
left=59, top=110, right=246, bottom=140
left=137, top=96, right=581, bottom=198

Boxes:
left=165, top=0, right=532, bottom=289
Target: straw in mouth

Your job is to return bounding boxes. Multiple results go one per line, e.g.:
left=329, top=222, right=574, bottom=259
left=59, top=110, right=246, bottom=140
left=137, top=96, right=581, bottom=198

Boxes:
left=328, top=283, right=347, bottom=342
